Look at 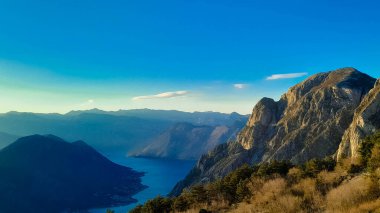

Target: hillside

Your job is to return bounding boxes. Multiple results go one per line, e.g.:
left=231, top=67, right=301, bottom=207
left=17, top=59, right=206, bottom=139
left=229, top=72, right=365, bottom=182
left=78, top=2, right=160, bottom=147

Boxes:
left=171, top=68, right=379, bottom=196
left=0, top=131, right=19, bottom=149
left=131, top=132, right=380, bottom=213
left=0, top=135, right=146, bottom=213
left=130, top=121, right=245, bottom=160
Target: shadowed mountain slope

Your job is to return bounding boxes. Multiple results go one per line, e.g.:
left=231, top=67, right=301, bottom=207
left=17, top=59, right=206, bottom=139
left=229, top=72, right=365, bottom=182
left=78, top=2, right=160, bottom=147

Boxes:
left=0, top=135, right=146, bottom=213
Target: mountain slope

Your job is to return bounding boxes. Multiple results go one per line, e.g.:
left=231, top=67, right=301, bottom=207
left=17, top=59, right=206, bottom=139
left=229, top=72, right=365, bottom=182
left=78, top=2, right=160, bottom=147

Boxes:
left=130, top=121, right=245, bottom=160
left=171, top=68, right=377, bottom=196
left=0, top=131, right=19, bottom=149
left=0, top=135, right=146, bottom=213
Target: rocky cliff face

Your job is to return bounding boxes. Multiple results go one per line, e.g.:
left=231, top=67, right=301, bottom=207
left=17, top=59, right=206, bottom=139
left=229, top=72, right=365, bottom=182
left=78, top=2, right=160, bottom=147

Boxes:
left=171, top=68, right=377, bottom=196
left=337, top=79, right=380, bottom=160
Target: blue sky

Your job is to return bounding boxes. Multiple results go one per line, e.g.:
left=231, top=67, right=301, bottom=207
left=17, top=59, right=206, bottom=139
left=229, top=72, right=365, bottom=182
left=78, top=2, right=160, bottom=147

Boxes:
left=0, top=0, right=379, bottom=113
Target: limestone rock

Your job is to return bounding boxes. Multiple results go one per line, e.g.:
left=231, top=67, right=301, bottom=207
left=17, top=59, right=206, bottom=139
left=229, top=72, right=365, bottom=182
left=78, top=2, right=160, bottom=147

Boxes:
left=337, top=79, right=380, bottom=160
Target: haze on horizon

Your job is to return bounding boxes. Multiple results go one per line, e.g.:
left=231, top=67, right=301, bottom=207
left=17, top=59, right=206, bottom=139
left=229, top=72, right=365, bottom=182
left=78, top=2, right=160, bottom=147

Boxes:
left=0, top=0, right=379, bottom=114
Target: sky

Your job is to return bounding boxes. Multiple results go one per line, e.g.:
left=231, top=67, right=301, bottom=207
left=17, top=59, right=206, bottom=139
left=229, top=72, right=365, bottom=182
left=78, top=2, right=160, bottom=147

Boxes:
left=0, top=0, right=379, bottom=114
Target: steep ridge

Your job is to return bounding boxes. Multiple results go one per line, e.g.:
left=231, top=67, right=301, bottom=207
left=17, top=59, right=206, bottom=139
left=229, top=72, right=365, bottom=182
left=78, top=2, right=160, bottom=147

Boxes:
left=171, top=68, right=376, bottom=196
left=130, top=121, right=245, bottom=160
left=337, top=78, right=380, bottom=160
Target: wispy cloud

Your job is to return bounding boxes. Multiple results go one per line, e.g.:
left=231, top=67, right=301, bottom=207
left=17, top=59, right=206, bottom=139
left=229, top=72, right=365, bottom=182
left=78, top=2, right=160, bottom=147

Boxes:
left=132, top=91, right=189, bottom=101
left=79, top=99, right=95, bottom=107
left=266, top=72, right=308, bottom=80
left=233, top=84, right=249, bottom=89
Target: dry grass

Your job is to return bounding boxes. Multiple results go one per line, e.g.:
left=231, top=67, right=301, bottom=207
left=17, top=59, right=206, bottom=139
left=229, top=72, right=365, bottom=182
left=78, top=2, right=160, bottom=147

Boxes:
left=326, top=175, right=373, bottom=212
left=180, top=156, right=380, bottom=213
left=351, top=199, right=380, bottom=213
left=231, top=178, right=303, bottom=213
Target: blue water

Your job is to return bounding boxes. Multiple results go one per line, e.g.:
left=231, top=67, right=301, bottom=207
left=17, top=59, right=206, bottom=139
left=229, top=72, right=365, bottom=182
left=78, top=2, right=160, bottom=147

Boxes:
left=90, top=155, right=196, bottom=213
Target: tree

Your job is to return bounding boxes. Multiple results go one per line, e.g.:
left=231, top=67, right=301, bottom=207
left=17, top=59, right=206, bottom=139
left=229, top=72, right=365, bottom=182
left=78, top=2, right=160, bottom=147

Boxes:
left=257, top=160, right=293, bottom=177
left=303, top=157, right=335, bottom=177
left=359, top=132, right=380, bottom=169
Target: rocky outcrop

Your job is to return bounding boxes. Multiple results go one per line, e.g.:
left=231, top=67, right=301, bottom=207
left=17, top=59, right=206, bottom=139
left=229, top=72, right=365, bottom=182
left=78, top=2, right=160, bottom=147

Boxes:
left=337, top=79, right=380, bottom=160
left=171, top=68, right=377, bottom=196
left=259, top=68, right=375, bottom=163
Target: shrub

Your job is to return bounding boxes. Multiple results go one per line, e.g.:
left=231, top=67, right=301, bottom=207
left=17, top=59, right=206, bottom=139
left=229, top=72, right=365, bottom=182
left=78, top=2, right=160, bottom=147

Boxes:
left=348, top=164, right=364, bottom=174
left=303, top=157, right=336, bottom=177
left=132, top=196, right=172, bottom=213
left=326, top=175, right=372, bottom=212
left=359, top=132, right=380, bottom=168
left=173, top=195, right=191, bottom=211
left=235, top=179, right=251, bottom=202
left=256, top=161, right=293, bottom=177
left=287, top=167, right=303, bottom=184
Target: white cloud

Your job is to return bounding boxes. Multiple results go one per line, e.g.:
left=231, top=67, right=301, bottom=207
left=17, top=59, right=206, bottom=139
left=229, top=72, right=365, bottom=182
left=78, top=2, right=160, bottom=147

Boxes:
left=266, top=72, right=308, bottom=80
left=132, top=91, right=189, bottom=101
left=233, top=84, right=249, bottom=89
left=79, top=99, right=95, bottom=106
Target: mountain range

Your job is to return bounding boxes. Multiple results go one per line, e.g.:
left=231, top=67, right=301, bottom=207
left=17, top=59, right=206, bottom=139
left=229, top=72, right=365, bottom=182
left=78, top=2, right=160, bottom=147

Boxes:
left=171, top=67, right=380, bottom=196
left=0, top=110, right=247, bottom=159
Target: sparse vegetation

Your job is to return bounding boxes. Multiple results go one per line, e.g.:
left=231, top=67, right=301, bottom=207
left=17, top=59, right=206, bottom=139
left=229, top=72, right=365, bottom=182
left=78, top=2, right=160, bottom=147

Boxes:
left=128, top=132, right=380, bottom=213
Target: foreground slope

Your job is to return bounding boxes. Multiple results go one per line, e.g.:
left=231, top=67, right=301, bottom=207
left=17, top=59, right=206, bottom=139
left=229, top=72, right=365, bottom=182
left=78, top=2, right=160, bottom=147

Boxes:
left=133, top=132, right=380, bottom=213
left=0, top=135, right=145, bottom=213
left=171, top=68, right=377, bottom=195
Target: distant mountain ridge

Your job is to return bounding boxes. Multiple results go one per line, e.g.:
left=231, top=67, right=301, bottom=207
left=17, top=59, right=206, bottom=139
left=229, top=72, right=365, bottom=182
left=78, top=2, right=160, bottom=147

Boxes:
left=171, top=67, right=380, bottom=196
left=0, top=134, right=146, bottom=213
left=66, top=108, right=248, bottom=126
left=0, top=110, right=247, bottom=155
left=0, top=112, right=172, bottom=153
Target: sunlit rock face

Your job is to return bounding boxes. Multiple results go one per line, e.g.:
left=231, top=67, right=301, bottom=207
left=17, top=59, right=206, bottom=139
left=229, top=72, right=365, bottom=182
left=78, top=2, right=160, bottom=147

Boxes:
left=337, top=78, right=380, bottom=160
left=171, top=68, right=377, bottom=196
left=237, top=67, right=375, bottom=163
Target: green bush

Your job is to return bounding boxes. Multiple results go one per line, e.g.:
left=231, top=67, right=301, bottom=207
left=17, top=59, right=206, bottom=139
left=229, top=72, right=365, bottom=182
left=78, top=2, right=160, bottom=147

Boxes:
left=173, top=195, right=191, bottom=211
left=130, top=196, right=172, bottom=213
left=303, top=157, right=336, bottom=177
left=256, top=160, right=293, bottom=177
left=359, top=132, right=380, bottom=170
left=347, top=164, right=364, bottom=174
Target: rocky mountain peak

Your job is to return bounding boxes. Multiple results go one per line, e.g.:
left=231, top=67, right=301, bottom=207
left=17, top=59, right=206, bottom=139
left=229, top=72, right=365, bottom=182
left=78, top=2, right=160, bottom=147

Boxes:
left=238, top=68, right=376, bottom=156
left=280, top=68, right=374, bottom=110
left=171, top=68, right=379, bottom=196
